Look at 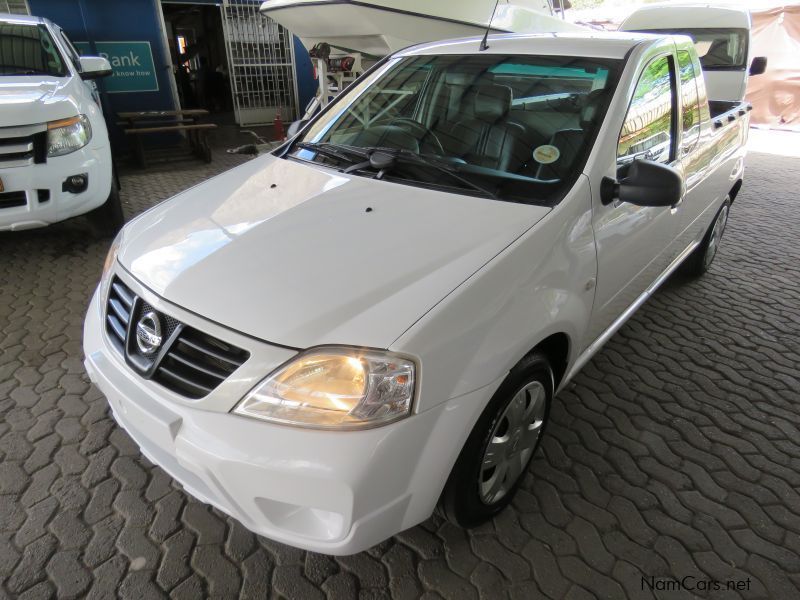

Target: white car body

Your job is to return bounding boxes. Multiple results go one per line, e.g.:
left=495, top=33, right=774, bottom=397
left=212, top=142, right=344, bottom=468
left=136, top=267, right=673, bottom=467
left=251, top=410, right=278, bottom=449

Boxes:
left=620, top=4, right=758, bottom=102
left=0, top=14, right=112, bottom=231
left=84, top=33, right=748, bottom=554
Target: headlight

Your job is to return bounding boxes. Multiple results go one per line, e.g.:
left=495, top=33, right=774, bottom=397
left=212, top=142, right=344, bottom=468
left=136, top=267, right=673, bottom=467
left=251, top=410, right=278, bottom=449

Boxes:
left=234, top=347, right=415, bottom=430
left=47, top=115, right=92, bottom=157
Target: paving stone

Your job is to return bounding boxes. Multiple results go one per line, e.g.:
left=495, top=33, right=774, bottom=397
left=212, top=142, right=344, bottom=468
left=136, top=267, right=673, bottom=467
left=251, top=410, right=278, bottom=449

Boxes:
left=1, top=150, right=800, bottom=598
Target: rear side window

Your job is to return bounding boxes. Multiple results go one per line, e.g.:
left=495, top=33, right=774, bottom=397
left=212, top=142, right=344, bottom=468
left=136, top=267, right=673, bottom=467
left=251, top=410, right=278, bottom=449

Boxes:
left=617, top=55, right=676, bottom=166
left=677, top=50, right=701, bottom=151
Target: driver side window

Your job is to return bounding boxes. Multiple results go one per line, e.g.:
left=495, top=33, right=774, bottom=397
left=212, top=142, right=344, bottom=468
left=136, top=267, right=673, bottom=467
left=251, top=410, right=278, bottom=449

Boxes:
left=617, top=55, right=676, bottom=168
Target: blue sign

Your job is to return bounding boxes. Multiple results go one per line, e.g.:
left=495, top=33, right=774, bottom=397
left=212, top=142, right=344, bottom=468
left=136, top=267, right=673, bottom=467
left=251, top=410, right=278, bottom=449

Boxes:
left=75, top=41, right=159, bottom=94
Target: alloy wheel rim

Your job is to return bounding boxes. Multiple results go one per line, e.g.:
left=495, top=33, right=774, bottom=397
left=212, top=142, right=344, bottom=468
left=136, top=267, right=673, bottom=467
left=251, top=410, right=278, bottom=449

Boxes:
left=704, top=205, right=729, bottom=269
left=479, top=381, right=546, bottom=505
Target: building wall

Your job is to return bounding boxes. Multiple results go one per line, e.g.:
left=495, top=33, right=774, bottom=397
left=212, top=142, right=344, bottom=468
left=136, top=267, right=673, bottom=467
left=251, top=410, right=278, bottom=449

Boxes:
left=28, top=0, right=178, bottom=151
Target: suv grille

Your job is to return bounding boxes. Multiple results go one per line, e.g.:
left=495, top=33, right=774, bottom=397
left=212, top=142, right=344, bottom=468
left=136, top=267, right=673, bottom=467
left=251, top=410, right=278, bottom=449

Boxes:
left=104, top=277, right=249, bottom=399
left=0, top=125, right=46, bottom=168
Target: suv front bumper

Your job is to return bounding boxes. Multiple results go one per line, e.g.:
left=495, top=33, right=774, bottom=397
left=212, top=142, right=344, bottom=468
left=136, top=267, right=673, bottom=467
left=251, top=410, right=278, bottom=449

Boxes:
left=0, top=144, right=111, bottom=231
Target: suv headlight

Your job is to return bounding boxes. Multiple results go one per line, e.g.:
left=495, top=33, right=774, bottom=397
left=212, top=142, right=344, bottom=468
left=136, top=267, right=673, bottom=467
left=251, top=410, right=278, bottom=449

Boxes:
left=47, top=115, right=92, bottom=157
left=234, top=347, right=415, bottom=430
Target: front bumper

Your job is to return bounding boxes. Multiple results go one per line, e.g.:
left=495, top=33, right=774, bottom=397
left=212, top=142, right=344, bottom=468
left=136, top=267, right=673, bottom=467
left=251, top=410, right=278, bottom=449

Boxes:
left=83, top=284, right=492, bottom=554
left=0, top=143, right=112, bottom=231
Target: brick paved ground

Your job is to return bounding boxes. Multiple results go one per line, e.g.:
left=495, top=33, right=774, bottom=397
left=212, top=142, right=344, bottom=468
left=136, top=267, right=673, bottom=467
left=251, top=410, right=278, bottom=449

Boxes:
left=1, top=146, right=799, bottom=599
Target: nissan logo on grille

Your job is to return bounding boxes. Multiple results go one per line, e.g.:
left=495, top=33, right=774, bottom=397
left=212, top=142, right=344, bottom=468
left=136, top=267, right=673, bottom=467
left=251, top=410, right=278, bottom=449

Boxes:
left=136, top=311, right=163, bottom=356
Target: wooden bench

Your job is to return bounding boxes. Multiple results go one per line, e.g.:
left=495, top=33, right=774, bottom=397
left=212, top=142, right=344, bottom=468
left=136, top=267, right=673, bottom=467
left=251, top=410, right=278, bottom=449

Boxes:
left=118, top=110, right=217, bottom=168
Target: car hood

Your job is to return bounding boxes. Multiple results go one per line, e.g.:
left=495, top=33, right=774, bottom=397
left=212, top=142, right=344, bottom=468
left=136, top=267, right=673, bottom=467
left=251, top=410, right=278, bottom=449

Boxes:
left=118, top=155, right=551, bottom=349
left=0, top=77, right=79, bottom=127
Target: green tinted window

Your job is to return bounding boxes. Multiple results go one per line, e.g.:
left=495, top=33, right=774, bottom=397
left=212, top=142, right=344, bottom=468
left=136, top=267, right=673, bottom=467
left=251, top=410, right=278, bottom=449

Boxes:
left=678, top=50, right=701, bottom=151
left=618, top=56, right=675, bottom=165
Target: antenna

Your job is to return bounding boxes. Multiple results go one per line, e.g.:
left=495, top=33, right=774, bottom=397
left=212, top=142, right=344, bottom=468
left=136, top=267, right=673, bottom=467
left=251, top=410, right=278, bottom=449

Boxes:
left=480, top=0, right=502, bottom=52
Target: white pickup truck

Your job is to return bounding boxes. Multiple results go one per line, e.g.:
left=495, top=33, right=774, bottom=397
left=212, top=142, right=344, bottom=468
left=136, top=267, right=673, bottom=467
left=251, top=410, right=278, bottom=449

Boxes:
left=0, top=14, right=123, bottom=234
left=84, top=32, right=749, bottom=554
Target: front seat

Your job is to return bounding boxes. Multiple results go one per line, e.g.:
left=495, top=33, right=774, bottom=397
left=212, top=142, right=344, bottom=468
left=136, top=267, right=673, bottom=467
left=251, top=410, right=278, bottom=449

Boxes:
left=537, top=89, right=608, bottom=181
left=440, top=84, right=530, bottom=172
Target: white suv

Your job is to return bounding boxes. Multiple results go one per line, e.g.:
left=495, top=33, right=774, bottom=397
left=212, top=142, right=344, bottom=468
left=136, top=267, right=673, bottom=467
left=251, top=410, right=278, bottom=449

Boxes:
left=0, top=13, right=122, bottom=235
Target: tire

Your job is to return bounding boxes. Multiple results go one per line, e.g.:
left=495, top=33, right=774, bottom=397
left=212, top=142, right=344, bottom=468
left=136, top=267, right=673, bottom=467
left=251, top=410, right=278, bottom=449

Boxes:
left=87, top=179, right=125, bottom=238
left=683, top=197, right=730, bottom=277
left=439, top=352, right=554, bottom=527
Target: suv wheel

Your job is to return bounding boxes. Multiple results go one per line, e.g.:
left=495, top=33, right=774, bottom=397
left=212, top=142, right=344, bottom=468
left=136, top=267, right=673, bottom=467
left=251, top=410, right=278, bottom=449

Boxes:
left=87, top=179, right=125, bottom=238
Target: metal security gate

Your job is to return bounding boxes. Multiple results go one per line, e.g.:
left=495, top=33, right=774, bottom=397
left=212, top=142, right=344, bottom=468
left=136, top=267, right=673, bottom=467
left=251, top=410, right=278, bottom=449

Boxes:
left=221, top=0, right=299, bottom=126
left=0, top=0, right=29, bottom=14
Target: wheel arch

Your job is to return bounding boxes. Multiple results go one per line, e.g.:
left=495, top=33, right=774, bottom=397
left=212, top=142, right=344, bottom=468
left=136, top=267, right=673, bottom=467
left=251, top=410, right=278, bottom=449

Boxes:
left=729, top=179, right=743, bottom=204
left=524, top=332, right=571, bottom=391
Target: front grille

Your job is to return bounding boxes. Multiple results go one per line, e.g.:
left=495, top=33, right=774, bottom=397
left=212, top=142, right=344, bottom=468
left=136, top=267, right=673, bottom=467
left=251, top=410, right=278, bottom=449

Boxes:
left=104, top=276, right=249, bottom=399
left=105, top=278, right=135, bottom=353
left=0, top=127, right=45, bottom=167
left=0, top=191, right=27, bottom=210
left=155, top=328, right=250, bottom=399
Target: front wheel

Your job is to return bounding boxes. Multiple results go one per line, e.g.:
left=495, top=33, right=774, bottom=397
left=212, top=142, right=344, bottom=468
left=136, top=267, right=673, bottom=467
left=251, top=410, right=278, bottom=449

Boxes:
left=439, top=352, right=553, bottom=527
left=87, top=179, right=125, bottom=238
left=683, top=197, right=730, bottom=277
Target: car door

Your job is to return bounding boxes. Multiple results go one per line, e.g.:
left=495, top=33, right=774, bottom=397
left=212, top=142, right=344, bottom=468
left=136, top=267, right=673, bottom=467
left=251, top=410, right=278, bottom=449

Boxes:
left=674, top=46, right=723, bottom=249
left=586, top=52, right=683, bottom=343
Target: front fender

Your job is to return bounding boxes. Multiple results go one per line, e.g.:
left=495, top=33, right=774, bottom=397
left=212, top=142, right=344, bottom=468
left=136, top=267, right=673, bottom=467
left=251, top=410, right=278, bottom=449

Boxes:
left=392, top=175, right=597, bottom=414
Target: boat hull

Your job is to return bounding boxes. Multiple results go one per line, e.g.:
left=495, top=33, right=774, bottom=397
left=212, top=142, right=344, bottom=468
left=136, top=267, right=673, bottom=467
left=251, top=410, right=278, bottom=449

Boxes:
left=261, top=0, right=585, bottom=56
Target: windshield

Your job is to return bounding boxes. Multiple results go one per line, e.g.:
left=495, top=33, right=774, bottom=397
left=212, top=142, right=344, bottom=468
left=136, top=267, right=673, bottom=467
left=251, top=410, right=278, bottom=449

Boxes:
left=291, top=54, right=621, bottom=204
left=0, top=22, right=67, bottom=77
left=641, top=28, right=748, bottom=70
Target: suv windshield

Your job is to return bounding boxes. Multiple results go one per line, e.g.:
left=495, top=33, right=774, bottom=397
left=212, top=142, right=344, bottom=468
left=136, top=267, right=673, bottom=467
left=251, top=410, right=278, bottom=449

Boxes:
left=290, top=54, right=621, bottom=204
left=641, top=28, right=748, bottom=70
left=0, top=22, right=67, bottom=76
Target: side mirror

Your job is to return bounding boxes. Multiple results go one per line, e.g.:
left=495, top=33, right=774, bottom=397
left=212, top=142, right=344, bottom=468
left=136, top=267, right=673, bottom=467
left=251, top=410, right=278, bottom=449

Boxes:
left=78, top=56, right=112, bottom=80
left=750, top=56, right=768, bottom=76
left=601, top=159, right=683, bottom=207
left=287, top=119, right=308, bottom=138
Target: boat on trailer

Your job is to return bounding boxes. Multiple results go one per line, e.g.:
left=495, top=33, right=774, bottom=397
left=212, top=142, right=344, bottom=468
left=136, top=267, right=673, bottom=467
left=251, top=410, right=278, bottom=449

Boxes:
left=260, top=0, right=585, bottom=57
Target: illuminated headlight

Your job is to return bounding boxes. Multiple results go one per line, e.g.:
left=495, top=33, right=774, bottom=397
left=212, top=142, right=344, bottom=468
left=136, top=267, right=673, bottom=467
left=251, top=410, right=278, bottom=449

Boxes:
left=47, top=115, right=92, bottom=157
left=234, top=347, right=415, bottom=430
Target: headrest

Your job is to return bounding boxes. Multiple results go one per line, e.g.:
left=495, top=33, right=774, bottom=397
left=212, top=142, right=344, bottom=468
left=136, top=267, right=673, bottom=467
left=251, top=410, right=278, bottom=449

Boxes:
left=580, top=89, right=607, bottom=129
left=467, top=85, right=513, bottom=121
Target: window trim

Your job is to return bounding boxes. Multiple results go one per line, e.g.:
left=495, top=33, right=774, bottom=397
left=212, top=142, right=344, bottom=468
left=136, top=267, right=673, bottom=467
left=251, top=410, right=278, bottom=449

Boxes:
left=677, top=49, right=701, bottom=155
left=616, top=51, right=679, bottom=168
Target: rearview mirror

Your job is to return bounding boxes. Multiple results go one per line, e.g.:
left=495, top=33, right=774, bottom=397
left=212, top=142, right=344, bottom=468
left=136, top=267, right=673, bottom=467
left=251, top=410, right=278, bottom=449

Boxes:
left=601, top=159, right=683, bottom=207
left=78, top=56, right=112, bottom=80
left=750, top=56, right=768, bottom=76
left=287, top=119, right=309, bottom=138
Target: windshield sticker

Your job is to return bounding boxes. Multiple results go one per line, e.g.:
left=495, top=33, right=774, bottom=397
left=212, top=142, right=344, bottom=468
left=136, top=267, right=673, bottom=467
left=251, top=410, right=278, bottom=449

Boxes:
left=533, top=145, right=560, bottom=165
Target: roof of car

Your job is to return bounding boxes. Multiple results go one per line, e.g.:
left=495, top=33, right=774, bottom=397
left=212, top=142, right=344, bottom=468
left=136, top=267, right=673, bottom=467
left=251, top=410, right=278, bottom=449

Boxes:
left=399, top=32, right=663, bottom=60
left=0, top=13, right=49, bottom=25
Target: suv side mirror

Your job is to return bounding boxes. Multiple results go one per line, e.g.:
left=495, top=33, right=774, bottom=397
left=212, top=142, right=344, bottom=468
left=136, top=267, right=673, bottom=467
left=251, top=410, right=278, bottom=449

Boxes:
left=750, top=56, right=768, bottom=76
left=78, top=56, right=112, bottom=80
left=601, top=159, right=683, bottom=207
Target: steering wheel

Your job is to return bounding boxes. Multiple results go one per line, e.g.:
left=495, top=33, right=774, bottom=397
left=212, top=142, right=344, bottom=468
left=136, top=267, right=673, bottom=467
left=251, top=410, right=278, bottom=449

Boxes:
left=389, top=118, right=445, bottom=156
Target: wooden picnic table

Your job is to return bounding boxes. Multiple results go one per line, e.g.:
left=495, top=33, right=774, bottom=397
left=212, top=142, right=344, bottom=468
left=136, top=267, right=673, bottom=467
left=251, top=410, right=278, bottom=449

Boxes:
left=118, top=109, right=216, bottom=167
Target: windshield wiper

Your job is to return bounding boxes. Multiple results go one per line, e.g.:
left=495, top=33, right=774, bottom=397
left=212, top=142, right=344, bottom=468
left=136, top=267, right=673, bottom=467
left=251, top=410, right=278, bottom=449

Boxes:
left=294, top=142, right=368, bottom=167
left=365, top=148, right=499, bottom=200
